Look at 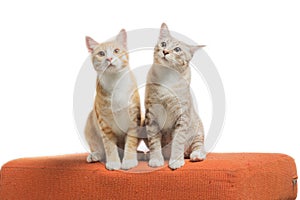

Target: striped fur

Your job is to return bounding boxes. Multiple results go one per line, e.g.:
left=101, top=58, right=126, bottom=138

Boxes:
left=145, top=23, right=206, bottom=170
left=84, top=30, right=141, bottom=170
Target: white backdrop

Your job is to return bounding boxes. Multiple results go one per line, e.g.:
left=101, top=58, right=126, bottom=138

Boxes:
left=0, top=0, right=299, bottom=170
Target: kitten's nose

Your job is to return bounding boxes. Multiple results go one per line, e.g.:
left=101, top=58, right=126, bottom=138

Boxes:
left=106, top=57, right=112, bottom=62
left=163, top=50, right=169, bottom=56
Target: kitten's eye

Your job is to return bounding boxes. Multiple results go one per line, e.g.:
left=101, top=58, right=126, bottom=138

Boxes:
left=174, top=47, right=181, bottom=52
left=113, top=48, right=120, bottom=54
left=161, top=42, right=166, bottom=47
left=98, top=51, right=105, bottom=56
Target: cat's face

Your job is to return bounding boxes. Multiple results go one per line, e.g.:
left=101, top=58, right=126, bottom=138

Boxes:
left=154, top=23, right=204, bottom=73
left=86, top=29, right=128, bottom=73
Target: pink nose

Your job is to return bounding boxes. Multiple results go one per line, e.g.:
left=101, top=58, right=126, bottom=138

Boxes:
left=106, top=57, right=112, bottom=62
left=163, top=50, right=169, bottom=55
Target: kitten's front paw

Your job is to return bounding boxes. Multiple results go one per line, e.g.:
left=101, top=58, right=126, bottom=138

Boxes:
left=169, top=158, right=185, bottom=170
left=105, top=161, right=121, bottom=170
left=190, top=149, right=206, bottom=162
left=86, top=152, right=102, bottom=163
left=121, top=159, right=138, bottom=170
left=149, top=157, right=164, bottom=168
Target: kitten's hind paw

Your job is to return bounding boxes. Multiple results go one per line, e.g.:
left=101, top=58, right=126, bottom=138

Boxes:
left=149, top=157, right=164, bottom=168
left=121, top=159, right=138, bottom=170
left=86, top=152, right=102, bottom=163
left=169, top=158, right=185, bottom=170
left=106, top=161, right=121, bottom=170
left=190, top=149, right=206, bottom=162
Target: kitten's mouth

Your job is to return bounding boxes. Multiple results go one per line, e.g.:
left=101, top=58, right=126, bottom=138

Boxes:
left=106, top=62, right=115, bottom=68
left=104, top=63, right=115, bottom=71
left=162, top=56, right=168, bottom=61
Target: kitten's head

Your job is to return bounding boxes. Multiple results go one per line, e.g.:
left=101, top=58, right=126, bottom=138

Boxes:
left=86, top=29, right=129, bottom=73
left=154, top=23, right=205, bottom=72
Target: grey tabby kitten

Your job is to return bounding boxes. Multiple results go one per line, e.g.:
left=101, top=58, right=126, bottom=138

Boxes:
left=145, top=23, right=206, bottom=170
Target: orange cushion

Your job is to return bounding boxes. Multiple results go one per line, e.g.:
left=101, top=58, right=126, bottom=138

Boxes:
left=0, top=153, right=297, bottom=199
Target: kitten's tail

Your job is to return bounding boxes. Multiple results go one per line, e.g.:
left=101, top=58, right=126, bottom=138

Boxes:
left=138, top=112, right=147, bottom=139
left=137, top=112, right=150, bottom=160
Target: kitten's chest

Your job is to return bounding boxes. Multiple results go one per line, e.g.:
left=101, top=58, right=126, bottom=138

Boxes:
left=98, top=97, right=131, bottom=135
left=97, top=70, right=136, bottom=134
left=146, top=65, right=192, bottom=130
left=100, top=70, right=135, bottom=111
left=148, top=64, right=190, bottom=99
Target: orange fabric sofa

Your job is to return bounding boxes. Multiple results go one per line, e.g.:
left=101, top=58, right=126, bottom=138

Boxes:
left=0, top=153, right=297, bottom=199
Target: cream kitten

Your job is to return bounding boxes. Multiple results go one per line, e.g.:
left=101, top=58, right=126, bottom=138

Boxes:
left=85, top=29, right=141, bottom=170
left=145, top=23, right=206, bottom=170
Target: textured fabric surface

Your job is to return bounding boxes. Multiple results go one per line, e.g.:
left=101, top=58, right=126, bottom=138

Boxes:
left=0, top=153, right=297, bottom=200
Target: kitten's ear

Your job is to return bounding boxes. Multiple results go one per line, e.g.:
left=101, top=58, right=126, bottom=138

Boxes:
left=86, top=36, right=98, bottom=53
left=116, top=29, right=127, bottom=49
left=160, top=23, right=170, bottom=39
left=190, top=45, right=206, bottom=55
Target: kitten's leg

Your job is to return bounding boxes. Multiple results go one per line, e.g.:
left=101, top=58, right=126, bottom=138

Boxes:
left=100, top=121, right=121, bottom=170
left=85, top=111, right=105, bottom=163
left=121, top=127, right=138, bottom=170
left=190, top=122, right=206, bottom=161
left=121, top=99, right=140, bottom=169
left=189, top=135, right=206, bottom=161
left=146, top=109, right=164, bottom=167
left=169, top=115, right=189, bottom=170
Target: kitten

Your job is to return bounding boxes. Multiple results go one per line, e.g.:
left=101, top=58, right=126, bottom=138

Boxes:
left=84, top=29, right=141, bottom=170
left=145, top=23, right=206, bottom=170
